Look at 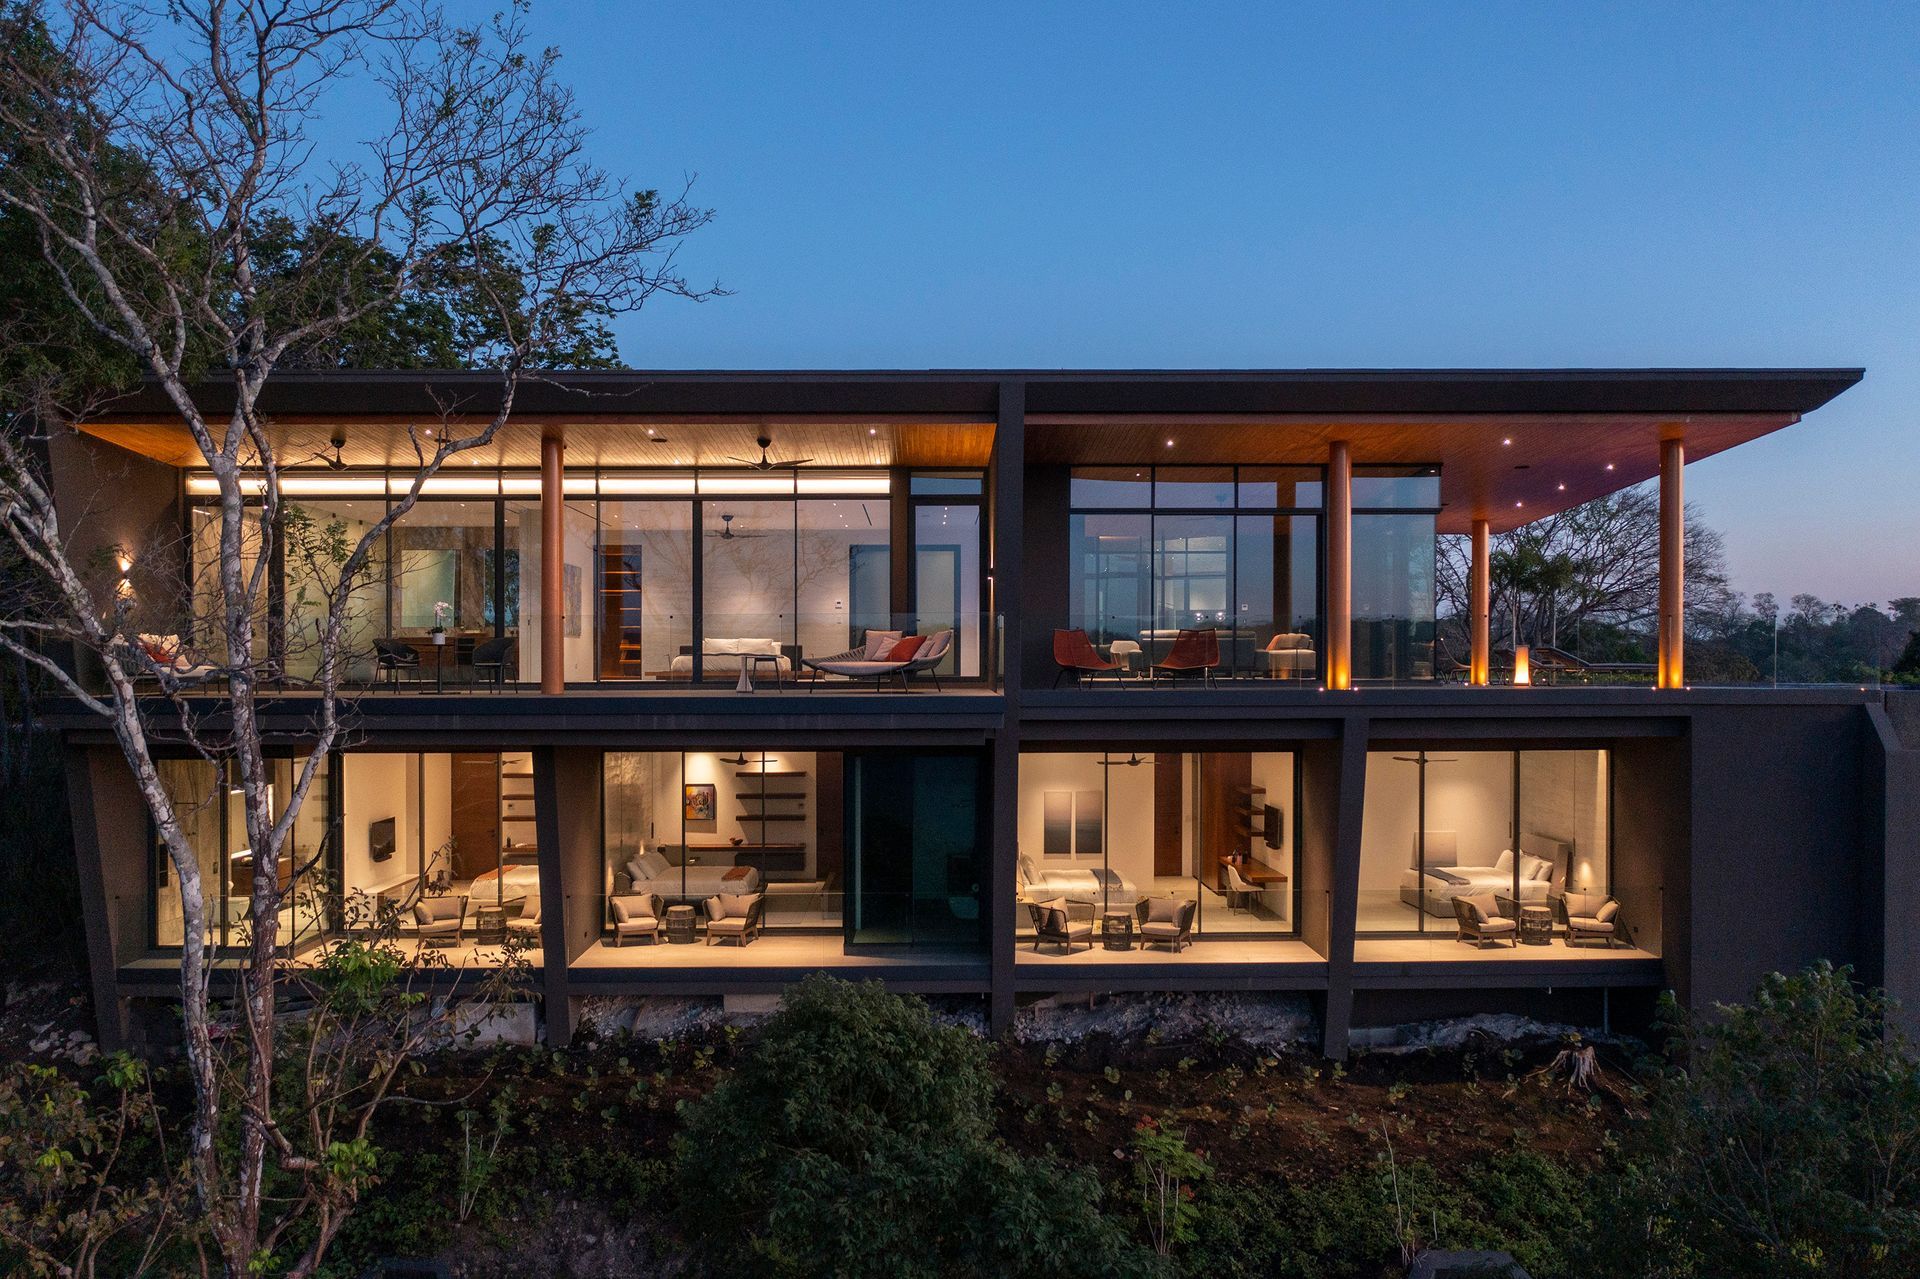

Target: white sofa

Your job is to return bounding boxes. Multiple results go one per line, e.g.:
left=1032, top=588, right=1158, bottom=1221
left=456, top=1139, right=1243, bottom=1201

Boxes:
left=668, top=638, right=793, bottom=677
left=1261, top=632, right=1316, bottom=679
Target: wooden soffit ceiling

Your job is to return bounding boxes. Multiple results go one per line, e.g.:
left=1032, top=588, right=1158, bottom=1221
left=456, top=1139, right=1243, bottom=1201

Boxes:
left=1024, top=411, right=1802, bottom=533
left=75, top=415, right=997, bottom=471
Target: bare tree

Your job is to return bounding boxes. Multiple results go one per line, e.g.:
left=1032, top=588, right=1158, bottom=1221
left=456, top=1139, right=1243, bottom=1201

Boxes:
left=0, top=2, right=714, bottom=1273
left=1436, top=484, right=1735, bottom=656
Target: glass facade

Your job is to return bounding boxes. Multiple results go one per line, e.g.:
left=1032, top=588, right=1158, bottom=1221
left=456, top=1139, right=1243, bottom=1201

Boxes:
left=1068, top=466, right=1324, bottom=681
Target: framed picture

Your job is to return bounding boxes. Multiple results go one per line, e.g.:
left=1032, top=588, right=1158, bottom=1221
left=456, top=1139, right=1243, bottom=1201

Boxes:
left=1042, top=791, right=1072, bottom=856
left=682, top=783, right=716, bottom=823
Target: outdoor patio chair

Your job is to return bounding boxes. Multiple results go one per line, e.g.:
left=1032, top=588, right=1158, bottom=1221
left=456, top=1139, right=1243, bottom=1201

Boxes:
left=1452, top=893, right=1517, bottom=948
left=703, top=892, right=766, bottom=946
left=803, top=632, right=926, bottom=692
left=1151, top=628, right=1220, bottom=687
left=1137, top=897, right=1197, bottom=953
left=1559, top=891, right=1621, bottom=948
left=471, top=635, right=517, bottom=691
left=1052, top=628, right=1125, bottom=687
left=506, top=897, right=543, bottom=944
left=610, top=893, right=662, bottom=946
left=901, top=628, right=955, bottom=690
left=1026, top=897, right=1095, bottom=953
left=412, top=894, right=466, bottom=947
left=374, top=638, right=421, bottom=689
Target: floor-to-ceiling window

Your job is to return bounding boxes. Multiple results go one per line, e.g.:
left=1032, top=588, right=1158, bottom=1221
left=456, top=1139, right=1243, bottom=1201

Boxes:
left=1357, top=746, right=1612, bottom=939
left=1352, top=466, right=1439, bottom=682
left=1014, top=749, right=1298, bottom=953
left=911, top=472, right=984, bottom=677
left=282, top=499, right=387, bottom=684
left=1068, top=466, right=1324, bottom=681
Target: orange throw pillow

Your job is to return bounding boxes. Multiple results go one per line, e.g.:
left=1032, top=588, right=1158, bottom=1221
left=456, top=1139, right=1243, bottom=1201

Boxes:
left=887, top=634, right=926, bottom=662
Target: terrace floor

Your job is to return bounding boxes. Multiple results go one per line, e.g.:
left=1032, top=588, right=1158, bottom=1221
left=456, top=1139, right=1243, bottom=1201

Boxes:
left=572, top=935, right=983, bottom=969
left=1015, top=938, right=1323, bottom=965
left=1353, top=936, right=1657, bottom=964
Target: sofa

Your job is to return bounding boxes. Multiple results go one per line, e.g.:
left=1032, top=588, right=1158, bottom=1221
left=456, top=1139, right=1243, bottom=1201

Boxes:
left=1261, top=632, right=1317, bottom=679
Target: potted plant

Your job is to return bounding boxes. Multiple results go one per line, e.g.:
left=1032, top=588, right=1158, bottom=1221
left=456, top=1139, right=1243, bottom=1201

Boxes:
left=431, top=599, right=453, bottom=642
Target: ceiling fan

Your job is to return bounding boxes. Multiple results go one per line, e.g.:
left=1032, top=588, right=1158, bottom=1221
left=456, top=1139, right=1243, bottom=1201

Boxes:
left=726, top=433, right=813, bottom=470
left=307, top=430, right=348, bottom=471
left=1099, top=753, right=1151, bottom=768
left=708, top=513, right=768, bottom=541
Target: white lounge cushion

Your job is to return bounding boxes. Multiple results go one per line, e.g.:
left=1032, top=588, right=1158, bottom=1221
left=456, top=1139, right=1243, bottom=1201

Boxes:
left=863, top=629, right=903, bottom=660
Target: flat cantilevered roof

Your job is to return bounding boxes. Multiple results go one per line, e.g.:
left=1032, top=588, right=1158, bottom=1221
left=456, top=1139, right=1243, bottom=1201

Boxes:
left=77, top=367, right=1860, bottom=533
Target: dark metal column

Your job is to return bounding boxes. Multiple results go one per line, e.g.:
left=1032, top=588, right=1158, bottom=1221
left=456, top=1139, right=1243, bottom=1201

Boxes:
left=988, top=381, right=1024, bottom=1035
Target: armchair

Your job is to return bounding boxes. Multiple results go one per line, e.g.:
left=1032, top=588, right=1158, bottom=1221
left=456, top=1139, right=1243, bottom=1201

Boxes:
left=374, top=638, right=421, bottom=689
left=610, top=893, right=663, bottom=946
left=472, top=635, right=517, bottom=691
left=703, top=892, right=766, bottom=946
left=1452, top=893, right=1517, bottom=947
left=1052, top=629, right=1125, bottom=687
left=412, top=894, right=466, bottom=947
left=1559, top=891, right=1621, bottom=948
left=1151, top=628, right=1221, bottom=686
left=1137, top=896, right=1197, bottom=953
left=506, top=897, right=543, bottom=944
left=1026, top=897, right=1095, bottom=953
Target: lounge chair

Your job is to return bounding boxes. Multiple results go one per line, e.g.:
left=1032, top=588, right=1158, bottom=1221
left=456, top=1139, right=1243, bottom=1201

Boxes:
left=901, top=628, right=955, bottom=690
left=1452, top=893, right=1517, bottom=948
left=1560, top=891, right=1621, bottom=948
left=1052, top=628, right=1125, bottom=687
left=803, top=631, right=927, bottom=692
left=703, top=892, right=766, bottom=946
left=1027, top=897, right=1095, bottom=952
left=1137, top=897, right=1197, bottom=953
left=610, top=893, right=662, bottom=946
left=412, top=894, right=466, bottom=947
left=1151, top=628, right=1221, bottom=687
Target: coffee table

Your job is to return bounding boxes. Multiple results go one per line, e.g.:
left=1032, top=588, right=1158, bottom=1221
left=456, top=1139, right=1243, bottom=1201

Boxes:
left=665, top=904, right=698, bottom=944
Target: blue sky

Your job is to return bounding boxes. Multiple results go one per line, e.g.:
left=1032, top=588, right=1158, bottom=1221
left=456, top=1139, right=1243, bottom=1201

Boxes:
left=465, top=2, right=1918, bottom=604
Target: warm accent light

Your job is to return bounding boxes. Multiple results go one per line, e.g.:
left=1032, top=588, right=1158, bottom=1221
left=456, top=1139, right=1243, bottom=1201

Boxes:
left=1165, top=438, right=1175, bottom=448
left=1512, top=645, right=1531, bottom=685
left=1501, top=437, right=1512, bottom=446
left=1605, top=463, right=1615, bottom=471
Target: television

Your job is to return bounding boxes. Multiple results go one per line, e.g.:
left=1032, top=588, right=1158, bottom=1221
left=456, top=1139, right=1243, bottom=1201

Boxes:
left=369, top=816, right=397, bottom=864
left=1262, top=804, right=1283, bottom=851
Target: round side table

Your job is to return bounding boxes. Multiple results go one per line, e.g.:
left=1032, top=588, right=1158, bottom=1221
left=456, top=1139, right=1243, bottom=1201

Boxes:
left=1518, top=904, right=1553, bottom=945
left=1101, top=909, right=1135, bottom=951
left=665, top=904, right=698, bottom=944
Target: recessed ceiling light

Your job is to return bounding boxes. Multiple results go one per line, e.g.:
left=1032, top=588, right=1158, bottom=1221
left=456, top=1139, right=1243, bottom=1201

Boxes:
left=1514, top=500, right=1524, bottom=508
left=1605, top=463, right=1615, bottom=471
left=1165, top=439, right=1175, bottom=448
left=1557, top=483, right=1567, bottom=491
left=868, top=427, right=877, bottom=436
left=1502, top=437, right=1512, bottom=446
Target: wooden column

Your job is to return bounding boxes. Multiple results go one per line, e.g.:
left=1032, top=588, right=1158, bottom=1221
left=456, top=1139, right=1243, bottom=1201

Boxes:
left=1325, top=440, right=1352, bottom=689
left=540, top=428, right=565, bottom=694
left=1469, top=517, right=1491, bottom=686
left=1658, top=437, right=1685, bottom=689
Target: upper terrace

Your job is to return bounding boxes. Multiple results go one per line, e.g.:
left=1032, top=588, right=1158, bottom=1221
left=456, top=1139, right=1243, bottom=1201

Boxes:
left=53, top=367, right=1860, bottom=702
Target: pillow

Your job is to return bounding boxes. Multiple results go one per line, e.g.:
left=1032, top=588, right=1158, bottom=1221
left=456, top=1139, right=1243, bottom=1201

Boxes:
left=1017, top=853, right=1038, bottom=885
left=1492, top=848, right=1514, bottom=872
left=1145, top=897, right=1184, bottom=924
left=623, top=857, right=647, bottom=884
left=740, top=638, right=779, bottom=655
left=719, top=892, right=758, bottom=918
left=863, top=629, right=903, bottom=659
left=636, top=850, right=671, bottom=880
left=887, top=634, right=927, bottom=662
left=1518, top=853, right=1550, bottom=882
left=1464, top=893, right=1502, bottom=924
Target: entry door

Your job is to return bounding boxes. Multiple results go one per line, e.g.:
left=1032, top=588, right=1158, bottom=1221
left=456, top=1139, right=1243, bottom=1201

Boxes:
left=449, top=754, right=500, bottom=881
left=915, top=545, right=962, bottom=674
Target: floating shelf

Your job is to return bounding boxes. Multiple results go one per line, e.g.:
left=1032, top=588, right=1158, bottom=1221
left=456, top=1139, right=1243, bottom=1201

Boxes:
left=737, top=812, right=807, bottom=821
left=735, top=771, right=807, bottom=779
left=739, top=791, right=806, bottom=801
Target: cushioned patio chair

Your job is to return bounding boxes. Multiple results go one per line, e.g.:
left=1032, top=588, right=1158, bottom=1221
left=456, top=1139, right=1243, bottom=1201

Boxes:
left=506, top=896, right=543, bottom=944
left=609, top=893, right=662, bottom=946
left=901, top=628, right=955, bottom=690
left=803, top=629, right=923, bottom=692
left=703, top=892, right=766, bottom=946
left=1151, top=628, right=1221, bottom=687
left=1559, top=891, right=1621, bottom=948
left=1261, top=632, right=1316, bottom=681
left=1026, top=897, right=1095, bottom=953
left=1137, top=896, right=1198, bottom=953
left=1052, top=628, right=1126, bottom=687
left=412, top=894, right=466, bottom=947
left=1452, top=893, right=1517, bottom=948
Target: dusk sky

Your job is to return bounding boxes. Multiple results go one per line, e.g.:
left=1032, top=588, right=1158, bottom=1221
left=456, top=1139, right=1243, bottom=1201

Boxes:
left=481, top=2, right=1917, bottom=606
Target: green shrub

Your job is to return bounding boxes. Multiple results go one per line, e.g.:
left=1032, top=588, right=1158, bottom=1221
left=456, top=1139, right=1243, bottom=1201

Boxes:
left=1582, top=963, right=1920, bottom=1278
left=675, top=975, right=1155, bottom=1278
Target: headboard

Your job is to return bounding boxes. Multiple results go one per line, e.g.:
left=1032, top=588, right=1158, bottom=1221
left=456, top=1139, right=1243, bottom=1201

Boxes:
left=1521, top=833, right=1574, bottom=892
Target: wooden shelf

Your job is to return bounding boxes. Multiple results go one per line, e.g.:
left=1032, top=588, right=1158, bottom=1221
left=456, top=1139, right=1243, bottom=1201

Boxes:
left=502, top=815, right=537, bottom=824
left=735, top=771, right=808, bottom=779
left=739, top=791, right=806, bottom=801
left=737, top=812, right=807, bottom=821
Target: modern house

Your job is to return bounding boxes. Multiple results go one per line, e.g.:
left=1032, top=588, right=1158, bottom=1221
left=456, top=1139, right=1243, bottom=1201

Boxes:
left=42, top=367, right=1920, bottom=1056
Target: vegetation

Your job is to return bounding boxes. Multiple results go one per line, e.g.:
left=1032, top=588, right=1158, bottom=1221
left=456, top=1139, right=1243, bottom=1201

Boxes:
left=675, top=974, right=1155, bottom=1278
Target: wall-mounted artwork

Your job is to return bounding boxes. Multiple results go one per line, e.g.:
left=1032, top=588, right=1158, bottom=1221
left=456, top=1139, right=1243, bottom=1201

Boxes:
left=683, top=783, right=716, bottom=823
left=1042, top=789, right=1104, bottom=856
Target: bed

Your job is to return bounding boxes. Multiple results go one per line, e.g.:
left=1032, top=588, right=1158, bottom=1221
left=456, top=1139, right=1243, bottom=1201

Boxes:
left=614, top=849, right=762, bottom=902
left=1017, top=853, right=1142, bottom=906
left=467, top=861, right=543, bottom=902
left=1398, top=831, right=1570, bottom=917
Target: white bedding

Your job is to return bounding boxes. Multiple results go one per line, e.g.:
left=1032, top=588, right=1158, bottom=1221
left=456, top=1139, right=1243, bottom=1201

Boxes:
left=1399, top=866, right=1550, bottom=903
left=1019, top=858, right=1140, bottom=904
left=469, top=863, right=542, bottom=901
left=635, top=865, right=762, bottom=898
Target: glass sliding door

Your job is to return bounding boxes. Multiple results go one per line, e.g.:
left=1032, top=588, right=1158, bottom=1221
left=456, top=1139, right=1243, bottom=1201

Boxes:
left=597, top=500, right=693, bottom=680
left=282, top=498, right=388, bottom=685
left=846, top=750, right=986, bottom=950
left=509, top=495, right=596, bottom=686
left=797, top=498, right=889, bottom=667
left=700, top=500, right=796, bottom=679
left=914, top=502, right=980, bottom=676
left=391, top=500, right=503, bottom=685
left=1358, top=749, right=1515, bottom=933
left=1351, top=466, right=1440, bottom=683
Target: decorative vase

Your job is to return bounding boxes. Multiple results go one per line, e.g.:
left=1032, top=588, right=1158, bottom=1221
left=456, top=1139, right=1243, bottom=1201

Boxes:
left=431, top=627, right=446, bottom=646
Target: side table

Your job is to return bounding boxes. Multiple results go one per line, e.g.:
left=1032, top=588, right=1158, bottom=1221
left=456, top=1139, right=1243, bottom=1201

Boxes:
left=1101, top=909, right=1135, bottom=951
left=665, top=904, right=698, bottom=944
left=1518, top=904, right=1553, bottom=945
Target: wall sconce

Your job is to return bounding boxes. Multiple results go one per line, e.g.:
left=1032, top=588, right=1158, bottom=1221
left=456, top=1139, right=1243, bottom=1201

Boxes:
left=1512, top=645, right=1531, bottom=686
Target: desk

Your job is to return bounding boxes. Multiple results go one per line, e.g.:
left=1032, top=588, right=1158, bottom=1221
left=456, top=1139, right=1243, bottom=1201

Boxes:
left=1217, top=855, right=1288, bottom=886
